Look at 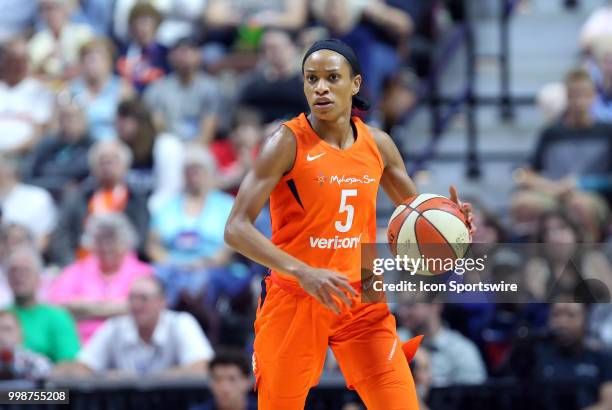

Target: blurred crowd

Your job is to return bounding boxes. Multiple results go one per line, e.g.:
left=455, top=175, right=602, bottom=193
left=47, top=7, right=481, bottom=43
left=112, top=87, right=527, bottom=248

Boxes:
left=0, top=0, right=611, bottom=409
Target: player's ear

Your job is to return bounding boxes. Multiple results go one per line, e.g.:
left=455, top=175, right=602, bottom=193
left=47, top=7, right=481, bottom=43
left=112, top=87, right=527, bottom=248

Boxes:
left=352, top=74, right=362, bottom=96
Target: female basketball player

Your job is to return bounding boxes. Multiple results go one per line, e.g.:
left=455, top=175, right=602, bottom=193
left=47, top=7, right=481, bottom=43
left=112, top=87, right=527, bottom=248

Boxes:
left=225, top=39, right=473, bottom=409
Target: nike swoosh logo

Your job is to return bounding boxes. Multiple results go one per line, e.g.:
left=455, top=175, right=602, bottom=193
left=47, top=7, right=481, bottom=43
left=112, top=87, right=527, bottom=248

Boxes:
left=307, top=153, right=326, bottom=161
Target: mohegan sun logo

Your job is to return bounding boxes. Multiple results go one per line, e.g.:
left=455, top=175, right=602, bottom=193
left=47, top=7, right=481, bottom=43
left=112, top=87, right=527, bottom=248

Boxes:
left=313, top=171, right=327, bottom=186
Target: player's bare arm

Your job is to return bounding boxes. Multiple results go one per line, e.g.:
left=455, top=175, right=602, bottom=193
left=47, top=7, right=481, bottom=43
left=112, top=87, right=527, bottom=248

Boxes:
left=371, top=127, right=474, bottom=233
left=224, top=126, right=357, bottom=314
left=370, top=127, right=418, bottom=206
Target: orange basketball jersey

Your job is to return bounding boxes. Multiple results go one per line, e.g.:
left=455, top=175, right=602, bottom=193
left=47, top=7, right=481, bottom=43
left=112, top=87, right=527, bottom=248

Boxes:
left=269, top=113, right=384, bottom=283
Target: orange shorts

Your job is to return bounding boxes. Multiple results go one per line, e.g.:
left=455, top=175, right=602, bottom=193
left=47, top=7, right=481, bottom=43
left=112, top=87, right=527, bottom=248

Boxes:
left=253, top=274, right=418, bottom=410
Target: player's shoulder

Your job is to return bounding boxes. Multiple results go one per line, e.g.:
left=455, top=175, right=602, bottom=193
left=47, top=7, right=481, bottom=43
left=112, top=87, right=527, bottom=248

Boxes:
left=254, top=122, right=298, bottom=175
left=261, top=122, right=297, bottom=156
left=365, top=124, right=395, bottom=163
left=365, top=124, right=394, bottom=146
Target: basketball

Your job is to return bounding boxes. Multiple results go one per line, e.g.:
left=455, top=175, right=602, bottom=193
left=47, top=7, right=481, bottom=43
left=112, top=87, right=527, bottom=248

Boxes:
left=387, top=194, right=471, bottom=275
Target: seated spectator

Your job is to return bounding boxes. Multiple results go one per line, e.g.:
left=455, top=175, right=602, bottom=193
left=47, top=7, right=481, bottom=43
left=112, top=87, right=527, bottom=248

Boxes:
left=580, top=2, right=612, bottom=54
left=21, top=94, right=94, bottom=200
left=50, top=140, right=149, bottom=265
left=0, top=0, right=37, bottom=44
left=210, top=107, right=263, bottom=194
left=589, top=37, right=612, bottom=123
left=28, top=0, right=93, bottom=86
left=376, top=70, right=417, bottom=134
left=204, top=0, right=308, bottom=51
left=147, top=147, right=250, bottom=308
left=512, top=68, right=612, bottom=242
left=0, top=37, right=53, bottom=155
left=117, top=3, right=169, bottom=93
left=524, top=211, right=612, bottom=303
left=144, top=37, right=220, bottom=143
left=0, top=154, right=57, bottom=252
left=312, top=0, right=414, bottom=107
left=113, top=0, right=207, bottom=47
left=0, top=223, right=57, bottom=307
left=238, top=29, right=308, bottom=123
left=116, top=99, right=183, bottom=205
left=189, top=350, right=255, bottom=410
left=48, top=213, right=152, bottom=342
left=0, top=310, right=51, bottom=380
left=502, top=303, right=612, bottom=409
left=396, top=302, right=487, bottom=387
left=55, top=276, right=213, bottom=378
left=70, top=38, right=134, bottom=141
left=6, top=246, right=79, bottom=363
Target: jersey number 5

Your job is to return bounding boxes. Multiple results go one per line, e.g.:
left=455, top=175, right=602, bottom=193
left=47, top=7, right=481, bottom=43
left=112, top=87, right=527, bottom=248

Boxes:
left=335, top=189, right=357, bottom=233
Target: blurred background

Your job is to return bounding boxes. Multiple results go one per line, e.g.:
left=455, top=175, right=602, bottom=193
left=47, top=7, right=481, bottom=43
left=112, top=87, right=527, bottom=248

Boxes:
left=0, top=0, right=611, bottom=409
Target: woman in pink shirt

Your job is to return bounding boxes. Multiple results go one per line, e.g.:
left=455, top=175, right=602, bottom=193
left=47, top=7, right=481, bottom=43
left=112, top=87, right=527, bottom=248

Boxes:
left=47, top=212, right=151, bottom=342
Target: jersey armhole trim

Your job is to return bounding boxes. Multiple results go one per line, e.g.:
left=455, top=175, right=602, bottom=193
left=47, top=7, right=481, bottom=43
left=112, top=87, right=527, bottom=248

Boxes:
left=279, top=123, right=300, bottom=182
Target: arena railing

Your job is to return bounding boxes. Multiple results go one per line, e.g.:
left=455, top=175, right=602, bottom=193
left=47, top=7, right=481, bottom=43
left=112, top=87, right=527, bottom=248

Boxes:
left=0, top=375, right=597, bottom=410
left=405, top=0, right=530, bottom=179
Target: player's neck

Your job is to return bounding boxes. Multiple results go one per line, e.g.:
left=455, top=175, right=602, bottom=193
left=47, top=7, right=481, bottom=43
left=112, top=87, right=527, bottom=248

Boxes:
left=308, top=112, right=355, bottom=149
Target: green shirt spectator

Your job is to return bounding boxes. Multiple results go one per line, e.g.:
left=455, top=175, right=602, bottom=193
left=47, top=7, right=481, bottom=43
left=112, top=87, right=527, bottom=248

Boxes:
left=10, top=304, right=79, bottom=363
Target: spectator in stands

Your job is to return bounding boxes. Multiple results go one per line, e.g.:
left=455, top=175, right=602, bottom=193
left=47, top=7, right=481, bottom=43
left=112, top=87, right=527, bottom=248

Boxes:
left=48, top=213, right=152, bottom=342
left=113, top=0, right=207, bottom=47
left=116, top=99, right=183, bottom=206
left=580, top=1, right=612, bottom=54
left=28, top=0, right=93, bottom=85
left=117, top=3, right=169, bottom=93
left=210, top=107, right=263, bottom=194
left=512, top=68, right=612, bottom=242
left=396, top=302, right=487, bottom=387
left=589, top=37, right=612, bottom=123
left=238, top=29, right=308, bottom=123
left=21, top=94, right=94, bottom=201
left=0, top=223, right=57, bottom=307
left=144, top=37, right=220, bottom=143
left=0, top=154, right=57, bottom=252
left=524, top=211, right=612, bottom=303
left=70, top=38, right=134, bottom=141
left=377, top=70, right=417, bottom=134
left=55, top=276, right=213, bottom=378
left=0, top=36, right=53, bottom=155
left=204, top=0, right=308, bottom=51
left=147, top=146, right=250, bottom=309
left=189, top=350, right=255, bottom=410
left=0, top=310, right=52, bottom=380
left=50, top=140, right=149, bottom=265
left=312, top=0, right=414, bottom=107
left=6, top=246, right=79, bottom=363
left=0, top=1, right=37, bottom=44
left=503, top=303, right=612, bottom=409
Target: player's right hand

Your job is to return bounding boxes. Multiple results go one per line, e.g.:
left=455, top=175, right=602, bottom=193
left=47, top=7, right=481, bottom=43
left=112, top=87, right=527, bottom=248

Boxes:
left=295, top=267, right=358, bottom=314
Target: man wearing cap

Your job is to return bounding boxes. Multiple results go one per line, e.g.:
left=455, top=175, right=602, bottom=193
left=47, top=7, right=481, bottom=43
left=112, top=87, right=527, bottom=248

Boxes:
left=224, top=38, right=474, bottom=409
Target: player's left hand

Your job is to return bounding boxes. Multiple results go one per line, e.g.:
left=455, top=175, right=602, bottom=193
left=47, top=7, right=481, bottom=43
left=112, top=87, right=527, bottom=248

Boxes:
left=449, top=185, right=476, bottom=237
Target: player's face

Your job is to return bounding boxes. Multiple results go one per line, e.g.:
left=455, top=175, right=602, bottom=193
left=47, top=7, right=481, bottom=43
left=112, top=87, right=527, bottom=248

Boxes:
left=303, top=50, right=361, bottom=120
